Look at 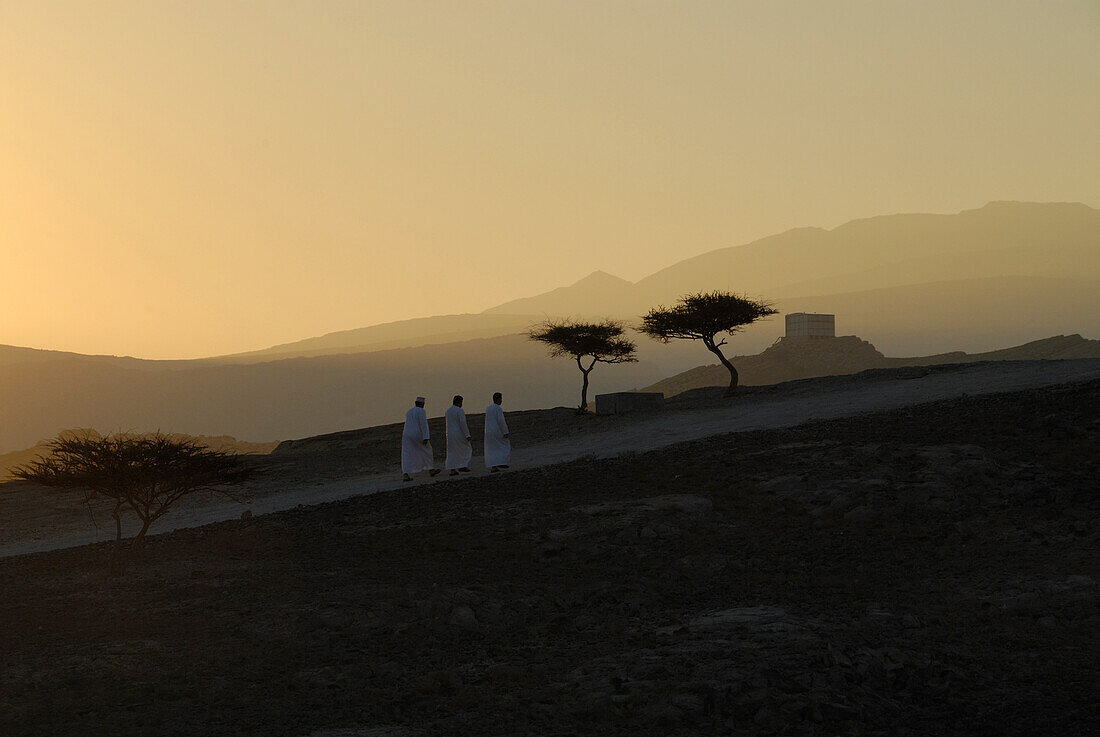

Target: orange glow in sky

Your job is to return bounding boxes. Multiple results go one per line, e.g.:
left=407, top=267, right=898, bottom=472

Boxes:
left=2, top=1, right=1097, bottom=358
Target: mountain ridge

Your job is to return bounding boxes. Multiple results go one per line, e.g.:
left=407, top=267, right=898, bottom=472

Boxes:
left=483, top=201, right=1100, bottom=320
left=4, top=201, right=1094, bottom=364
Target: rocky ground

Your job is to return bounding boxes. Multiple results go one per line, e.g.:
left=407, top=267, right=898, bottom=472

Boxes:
left=1, top=380, right=1098, bottom=736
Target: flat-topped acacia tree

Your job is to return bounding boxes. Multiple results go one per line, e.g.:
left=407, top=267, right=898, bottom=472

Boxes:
left=528, top=319, right=638, bottom=413
left=640, top=291, right=777, bottom=396
left=13, top=431, right=253, bottom=549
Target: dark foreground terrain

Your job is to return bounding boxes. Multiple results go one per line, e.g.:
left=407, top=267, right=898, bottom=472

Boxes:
left=1, top=382, right=1098, bottom=736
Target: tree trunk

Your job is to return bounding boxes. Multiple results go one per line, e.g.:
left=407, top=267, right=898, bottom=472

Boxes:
left=108, top=502, right=127, bottom=575
left=706, top=341, right=739, bottom=396
left=580, top=368, right=591, bottom=412
left=132, top=513, right=154, bottom=548
left=577, top=356, right=597, bottom=413
left=112, top=502, right=123, bottom=543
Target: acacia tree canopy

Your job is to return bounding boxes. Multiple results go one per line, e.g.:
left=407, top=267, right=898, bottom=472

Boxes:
left=640, top=291, right=777, bottom=394
left=528, top=319, right=637, bottom=412
left=13, top=431, right=253, bottom=547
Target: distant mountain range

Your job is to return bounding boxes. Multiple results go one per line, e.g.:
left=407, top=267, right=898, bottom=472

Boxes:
left=227, top=200, right=1100, bottom=359
left=487, top=201, right=1099, bottom=315
left=1, top=201, right=1096, bottom=452
left=218, top=313, right=541, bottom=362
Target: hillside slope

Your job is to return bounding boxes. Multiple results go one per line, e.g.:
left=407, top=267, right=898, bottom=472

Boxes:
left=645, top=334, right=1100, bottom=397
left=0, top=332, right=703, bottom=454
left=0, top=432, right=277, bottom=481
left=770, top=275, right=1100, bottom=355
left=3, top=383, right=1097, bottom=735
left=216, top=313, right=542, bottom=362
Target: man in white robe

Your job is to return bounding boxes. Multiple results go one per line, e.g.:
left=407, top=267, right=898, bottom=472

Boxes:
left=444, top=395, right=473, bottom=475
left=402, top=397, right=440, bottom=481
left=484, top=391, right=511, bottom=472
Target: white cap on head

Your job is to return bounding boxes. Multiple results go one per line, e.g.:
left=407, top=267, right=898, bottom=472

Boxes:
left=415, top=396, right=425, bottom=404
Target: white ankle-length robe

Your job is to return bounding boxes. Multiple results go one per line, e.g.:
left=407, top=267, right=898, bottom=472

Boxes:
left=401, top=406, right=434, bottom=474
left=444, top=405, right=472, bottom=470
left=484, top=403, right=511, bottom=468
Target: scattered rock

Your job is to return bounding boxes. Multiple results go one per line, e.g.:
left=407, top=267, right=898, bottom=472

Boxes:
left=689, top=606, right=788, bottom=631
left=449, top=605, right=479, bottom=631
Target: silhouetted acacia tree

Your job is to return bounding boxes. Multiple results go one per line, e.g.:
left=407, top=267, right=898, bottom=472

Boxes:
left=640, top=291, right=777, bottom=396
left=13, top=431, right=253, bottom=548
left=528, top=319, right=638, bottom=412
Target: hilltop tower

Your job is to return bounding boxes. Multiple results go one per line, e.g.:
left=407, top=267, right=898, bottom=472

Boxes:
left=785, top=312, right=835, bottom=338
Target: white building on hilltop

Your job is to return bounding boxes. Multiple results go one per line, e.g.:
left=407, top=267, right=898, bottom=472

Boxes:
left=785, top=312, right=835, bottom=338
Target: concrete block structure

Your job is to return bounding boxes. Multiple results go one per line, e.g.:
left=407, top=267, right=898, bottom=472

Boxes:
left=595, top=392, right=664, bottom=415
left=785, top=312, right=835, bottom=338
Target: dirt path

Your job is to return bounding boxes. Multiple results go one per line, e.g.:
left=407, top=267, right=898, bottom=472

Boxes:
left=2, top=358, right=1098, bottom=558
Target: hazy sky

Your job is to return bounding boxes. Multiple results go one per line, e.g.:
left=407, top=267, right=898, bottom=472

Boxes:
left=2, top=1, right=1097, bottom=358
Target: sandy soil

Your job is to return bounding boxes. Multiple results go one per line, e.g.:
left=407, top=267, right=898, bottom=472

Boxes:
left=0, top=377, right=1096, bottom=736
left=2, top=358, right=1098, bottom=558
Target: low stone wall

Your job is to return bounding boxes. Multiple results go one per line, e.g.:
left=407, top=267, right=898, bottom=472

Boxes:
left=595, top=392, right=664, bottom=415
